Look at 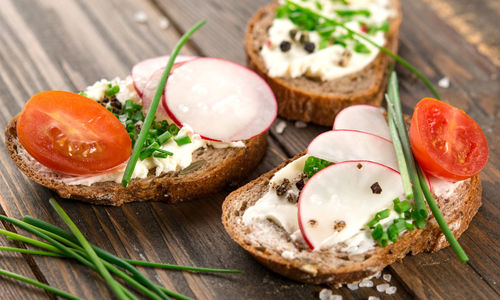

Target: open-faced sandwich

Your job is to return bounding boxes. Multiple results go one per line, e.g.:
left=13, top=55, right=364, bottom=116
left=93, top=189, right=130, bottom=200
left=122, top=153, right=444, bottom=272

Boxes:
left=5, top=56, right=277, bottom=205
left=245, top=0, right=401, bottom=126
left=222, top=74, right=489, bottom=285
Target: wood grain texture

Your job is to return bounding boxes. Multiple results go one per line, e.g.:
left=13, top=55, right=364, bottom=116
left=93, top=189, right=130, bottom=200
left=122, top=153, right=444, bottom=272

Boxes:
left=0, top=0, right=498, bottom=299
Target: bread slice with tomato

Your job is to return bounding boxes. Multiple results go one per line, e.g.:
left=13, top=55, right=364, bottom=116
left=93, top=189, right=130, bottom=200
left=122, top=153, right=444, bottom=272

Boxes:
left=222, top=102, right=487, bottom=285
left=5, top=57, right=277, bottom=206
left=245, top=0, right=402, bottom=126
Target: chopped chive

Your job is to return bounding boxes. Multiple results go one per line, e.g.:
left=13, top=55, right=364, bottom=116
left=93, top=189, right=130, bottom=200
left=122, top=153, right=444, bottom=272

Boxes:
left=378, top=232, right=389, bottom=246
left=371, top=224, right=383, bottom=240
left=104, top=85, right=120, bottom=97
left=168, top=124, right=180, bottom=136
left=120, top=20, right=206, bottom=188
left=335, top=9, right=371, bottom=17
left=387, top=224, right=398, bottom=242
left=79, top=92, right=87, bottom=97
left=140, top=142, right=160, bottom=160
left=0, top=268, right=83, bottom=300
left=158, top=131, right=172, bottom=144
left=174, top=135, right=191, bottom=146
left=353, top=40, right=371, bottom=54
left=303, top=156, right=334, bottom=178
left=405, top=222, right=415, bottom=230
left=394, top=199, right=411, bottom=214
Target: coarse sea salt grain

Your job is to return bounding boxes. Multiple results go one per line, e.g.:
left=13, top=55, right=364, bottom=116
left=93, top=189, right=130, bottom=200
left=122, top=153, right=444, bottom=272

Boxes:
left=281, top=251, right=295, bottom=259
left=359, top=280, right=373, bottom=288
left=159, top=17, right=169, bottom=29
left=368, top=297, right=380, bottom=300
left=383, top=273, right=392, bottom=282
left=386, top=286, right=397, bottom=295
left=438, top=76, right=450, bottom=88
left=134, top=11, right=148, bottom=24
left=347, top=283, right=359, bottom=290
left=276, top=121, right=287, bottom=134
left=376, top=283, right=390, bottom=292
left=319, top=289, right=332, bottom=300
left=295, top=121, right=307, bottom=128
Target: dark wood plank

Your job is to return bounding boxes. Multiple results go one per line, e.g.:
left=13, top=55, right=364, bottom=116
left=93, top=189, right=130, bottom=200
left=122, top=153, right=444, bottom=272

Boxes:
left=157, top=0, right=500, bottom=299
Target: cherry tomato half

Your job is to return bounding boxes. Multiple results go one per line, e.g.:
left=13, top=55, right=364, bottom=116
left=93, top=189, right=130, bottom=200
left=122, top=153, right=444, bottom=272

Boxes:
left=409, top=98, right=488, bottom=181
left=17, top=91, right=132, bottom=175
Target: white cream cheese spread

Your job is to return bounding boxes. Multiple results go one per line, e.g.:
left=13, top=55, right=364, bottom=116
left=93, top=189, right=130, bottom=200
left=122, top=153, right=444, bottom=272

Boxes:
left=261, top=0, right=396, bottom=81
left=243, top=155, right=466, bottom=254
left=48, top=77, right=244, bottom=186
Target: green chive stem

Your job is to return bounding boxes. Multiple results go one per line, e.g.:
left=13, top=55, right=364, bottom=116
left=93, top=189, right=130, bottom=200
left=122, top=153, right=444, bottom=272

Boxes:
left=0, top=268, right=83, bottom=300
left=48, top=199, right=128, bottom=300
left=0, top=229, right=59, bottom=253
left=386, top=95, right=413, bottom=199
left=286, top=0, right=441, bottom=99
left=157, top=286, right=194, bottom=300
left=121, top=19, right=206, bottom=187
left=124, top=260, right=243, bottom=274
left=0, top=246, right=62, bottom=257
left=416, top=166, right=469, bottom=263
left=386, top=72, right=427, bottom=219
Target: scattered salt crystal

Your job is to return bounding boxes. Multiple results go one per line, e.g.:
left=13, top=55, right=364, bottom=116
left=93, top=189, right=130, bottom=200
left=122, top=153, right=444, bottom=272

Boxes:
left=347, top=283, right=359, bottom=290
left=159, top=17, right=169, bottom=29
left=275, top=121, right=287, bottom=134
left=383, top=273, right=392, bottom=282
left=386, top=286, right=397, bottom=295
left=438, top=77, right=450, bottom=88
left=134, top=11, right=148, bottom=24
left=376, top=283, right=390, bottom=292
left=319, top=289, right=332, bottom=300
left=368, top=297, right=380, bottom=300
left=359, top=280, right=373, bottom=288
left=331, top=295, right=342, bottom=300
left=295, top=121, right=307, bottom=128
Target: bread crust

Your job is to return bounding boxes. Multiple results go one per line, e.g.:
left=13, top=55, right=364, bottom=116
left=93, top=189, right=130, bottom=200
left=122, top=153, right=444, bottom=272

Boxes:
left=5, top=115, right=268, bottom=206
left=222, top=153, right=482, bottom=285
left=244, top=1, right=402, bottom=126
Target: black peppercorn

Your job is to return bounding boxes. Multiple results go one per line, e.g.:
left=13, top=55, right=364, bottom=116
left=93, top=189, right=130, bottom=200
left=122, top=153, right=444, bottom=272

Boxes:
left=304, top=41, right=315, bottom=53
left=279, top=41, right=291, bottom=52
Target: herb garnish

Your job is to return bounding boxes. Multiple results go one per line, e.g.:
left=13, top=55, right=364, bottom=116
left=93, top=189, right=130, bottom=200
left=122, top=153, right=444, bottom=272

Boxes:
left=121, top=20, right=206, bottom=188
left=284, top=1, right=441, bottom=99
left=0, top=198, right=241, bottom=299
left=303, top=156, right=333, bottom=178
left=385, top=71, right=468, bottom=263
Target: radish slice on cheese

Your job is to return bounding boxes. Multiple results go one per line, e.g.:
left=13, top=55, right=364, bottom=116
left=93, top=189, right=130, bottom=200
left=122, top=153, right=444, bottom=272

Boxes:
left=298, top=161, right=404, bottom=250
left=141, top=63, right=185, bottom=120
left=164, top=57, right=277, bottom=142
left=131, top=55, right=194, bottom=96
left=334, top=105, right=391, bottom=140
left=307, top=130, right=399, bottom=171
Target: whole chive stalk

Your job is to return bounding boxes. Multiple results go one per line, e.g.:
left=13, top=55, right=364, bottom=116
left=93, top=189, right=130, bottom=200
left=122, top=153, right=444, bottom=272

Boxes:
left=386, top=95, right=413, bottom=200
left=23, top=215, right=242, bottom=274
left=0, top=268, right=83, bottom=300
left=121, top=20, right=206, bottom=187
left=48, top=199, right=128, bottom=300
left=417, top=166, right=469, bottom=263
left=286, top=0, right=441, bottom=100
left=386, top=72, right=428, bottom=221
left=0, top=246, right=62, bottom=257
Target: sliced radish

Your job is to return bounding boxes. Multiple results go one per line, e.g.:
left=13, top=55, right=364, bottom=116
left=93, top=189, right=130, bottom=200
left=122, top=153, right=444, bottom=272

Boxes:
left=298, top=161, right=404, bottom=250
left=141, top=63, right=185, bottom=120
left=164, top=57, right=277, bottom=142
left=334, top=105, right=391, bottom=140
left=131, top=55, right=194, bottom=96
left=307, top=130, right=399, bottom=171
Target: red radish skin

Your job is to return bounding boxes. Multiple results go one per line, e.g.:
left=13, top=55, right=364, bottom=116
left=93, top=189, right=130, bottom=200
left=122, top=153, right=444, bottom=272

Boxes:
left=131, top=55, right=194, bottom=96
left=298, top=160, right=402, bottom=250
left=334, top=104, right=391, bottom=140
left=164, top=57, right=277, bottom=142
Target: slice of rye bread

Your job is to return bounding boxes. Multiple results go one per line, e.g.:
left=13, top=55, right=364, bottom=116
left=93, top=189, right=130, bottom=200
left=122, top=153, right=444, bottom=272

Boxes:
left=5, top=115, right=268, bottom=206
left=245, top=1, right=402, bottom=126
left=222, top=153, right=482, bottom=285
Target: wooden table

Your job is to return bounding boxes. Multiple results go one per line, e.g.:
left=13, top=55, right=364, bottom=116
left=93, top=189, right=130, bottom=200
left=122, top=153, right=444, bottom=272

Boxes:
left=0, top=0, right=498, bottom=299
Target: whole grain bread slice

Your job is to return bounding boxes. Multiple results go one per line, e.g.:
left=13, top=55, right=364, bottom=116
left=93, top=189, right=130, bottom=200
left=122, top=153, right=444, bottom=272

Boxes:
left=245, top=1, right=402, bottom=126
left=5, top=115, right=268, bottom=206
left=222, top=153, right=482, bottom=285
